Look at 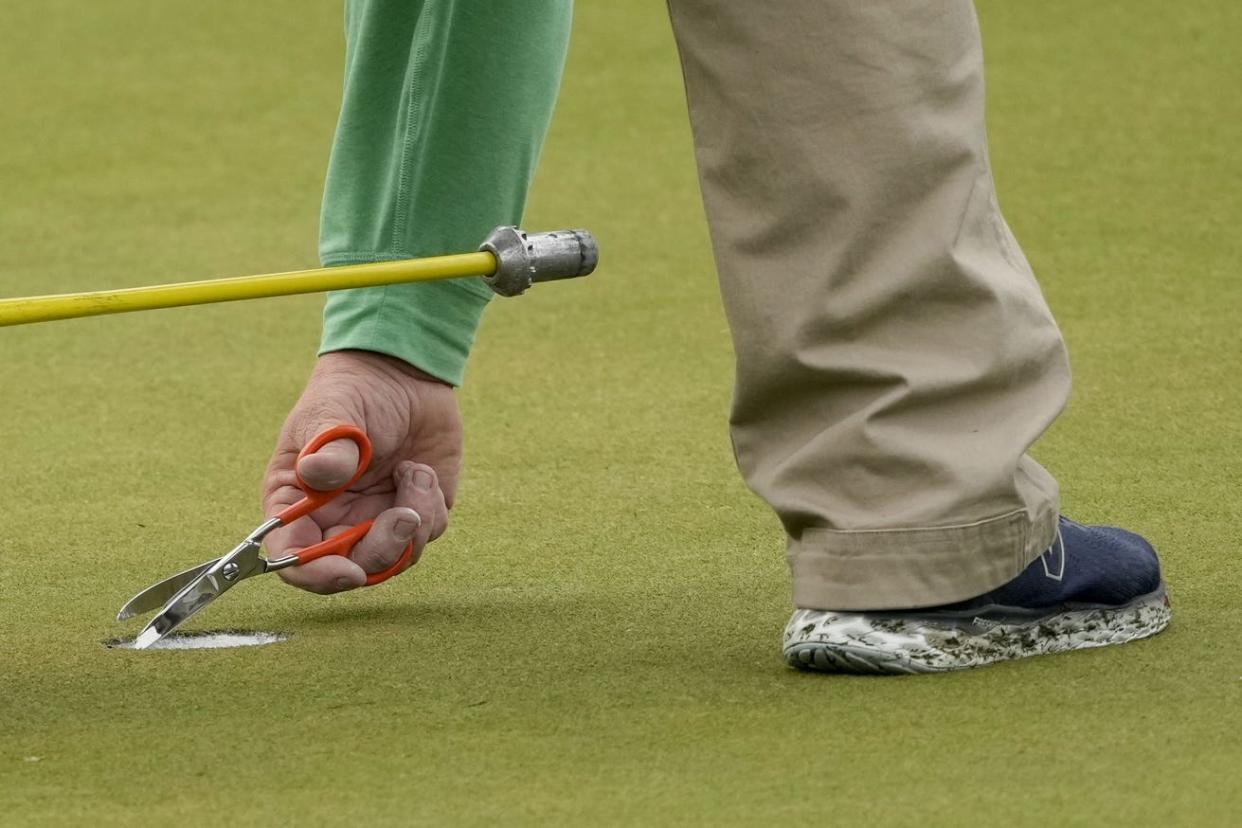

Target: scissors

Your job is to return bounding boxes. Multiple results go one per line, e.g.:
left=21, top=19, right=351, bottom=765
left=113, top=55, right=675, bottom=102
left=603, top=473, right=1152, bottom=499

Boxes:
left=116, top=424, right=414, bottom=649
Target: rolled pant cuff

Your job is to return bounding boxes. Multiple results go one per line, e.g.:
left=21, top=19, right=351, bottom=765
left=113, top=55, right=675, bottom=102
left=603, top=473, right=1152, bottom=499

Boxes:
left=788, top=503, right=1060, bottom=611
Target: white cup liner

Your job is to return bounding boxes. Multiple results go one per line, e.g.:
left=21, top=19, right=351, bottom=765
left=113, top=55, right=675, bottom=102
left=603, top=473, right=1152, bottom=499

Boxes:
left=107, top=631, right=289, bottom=650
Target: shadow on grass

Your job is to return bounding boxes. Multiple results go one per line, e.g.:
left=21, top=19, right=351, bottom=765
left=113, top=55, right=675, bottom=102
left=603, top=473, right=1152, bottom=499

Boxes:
left=254, top=587, right=966, bottom=692
left=124, top=579, right=1117, bottom=697
left=266, top=590, right=593, bottom=632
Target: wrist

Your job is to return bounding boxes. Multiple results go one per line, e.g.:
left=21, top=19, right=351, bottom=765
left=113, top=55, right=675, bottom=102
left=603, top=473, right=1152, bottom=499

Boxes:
left=316, top=350, right=452, bottom=389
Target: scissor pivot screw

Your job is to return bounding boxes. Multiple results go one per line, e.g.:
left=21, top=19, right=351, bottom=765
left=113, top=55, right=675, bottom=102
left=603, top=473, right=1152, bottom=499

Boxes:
left=221, top=563, right=240, bottom=581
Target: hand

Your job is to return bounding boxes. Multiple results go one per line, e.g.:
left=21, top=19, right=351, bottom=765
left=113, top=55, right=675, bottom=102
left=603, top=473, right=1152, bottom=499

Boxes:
left=261, top=350, right=461, bottom=594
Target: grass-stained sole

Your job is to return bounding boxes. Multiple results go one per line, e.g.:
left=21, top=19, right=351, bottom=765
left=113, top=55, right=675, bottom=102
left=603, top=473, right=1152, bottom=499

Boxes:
left=784, top=586, right=1172, bottom=674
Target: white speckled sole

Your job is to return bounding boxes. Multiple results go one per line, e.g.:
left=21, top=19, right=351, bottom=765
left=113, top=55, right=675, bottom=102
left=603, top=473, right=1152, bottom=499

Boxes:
left=783, top=585, right=1170, bottom=674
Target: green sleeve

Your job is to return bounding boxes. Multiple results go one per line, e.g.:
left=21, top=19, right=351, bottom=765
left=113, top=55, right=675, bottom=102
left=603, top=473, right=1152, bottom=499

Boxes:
left=318, top=0, right=572, bottom=386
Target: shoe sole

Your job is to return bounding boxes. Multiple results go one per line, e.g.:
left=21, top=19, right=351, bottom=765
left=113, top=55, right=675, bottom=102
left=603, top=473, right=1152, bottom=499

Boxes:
left=783, top=585, right=1171, bottom=674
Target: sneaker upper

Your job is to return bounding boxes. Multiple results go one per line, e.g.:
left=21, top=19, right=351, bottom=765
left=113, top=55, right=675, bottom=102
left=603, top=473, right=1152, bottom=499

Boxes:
left=932, top=516, right=1164, bottom=614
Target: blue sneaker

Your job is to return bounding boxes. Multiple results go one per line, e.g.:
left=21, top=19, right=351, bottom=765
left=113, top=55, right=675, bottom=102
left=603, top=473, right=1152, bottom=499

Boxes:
left=783, top=517, right=1171, bottom=673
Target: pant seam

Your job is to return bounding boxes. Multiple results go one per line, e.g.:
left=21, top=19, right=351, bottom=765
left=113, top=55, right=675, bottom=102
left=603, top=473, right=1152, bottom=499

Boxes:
left=801, top=506, right=1031, bottom=542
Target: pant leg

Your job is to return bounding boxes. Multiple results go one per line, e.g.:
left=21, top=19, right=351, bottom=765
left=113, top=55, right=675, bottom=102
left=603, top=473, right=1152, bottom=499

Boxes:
left=666, top=0, right=1069, bottom=610
left=318, top=0, right=572, bottom=386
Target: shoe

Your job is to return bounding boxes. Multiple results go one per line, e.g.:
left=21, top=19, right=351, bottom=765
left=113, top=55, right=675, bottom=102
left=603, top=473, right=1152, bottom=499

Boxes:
left=783, top=516, right=1171, bottom=674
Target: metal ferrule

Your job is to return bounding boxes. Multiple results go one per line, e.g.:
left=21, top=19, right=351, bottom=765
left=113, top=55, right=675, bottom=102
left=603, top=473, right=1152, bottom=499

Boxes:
left=247, top=517, right=301, bottom=571
left=248, top=517, right=283, bottom=544
left=265, top=554, right=301, bottom=572
left=480, top=226, right=599, bottom=297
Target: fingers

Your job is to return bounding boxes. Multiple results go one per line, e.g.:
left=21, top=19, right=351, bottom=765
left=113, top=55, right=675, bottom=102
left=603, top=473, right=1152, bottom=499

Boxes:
left=349, top=462, right=449, bottom=574
left=346, top=506, right=423, bottom=574
left=276, top=545, right=368, bottom=595
left=405, top=462, right=450, bottom=553
left=295, top=437, right=361, bottom=491
left=279, top=507, right=418, bottom=595
left=275, top=462, right=448, bottom=595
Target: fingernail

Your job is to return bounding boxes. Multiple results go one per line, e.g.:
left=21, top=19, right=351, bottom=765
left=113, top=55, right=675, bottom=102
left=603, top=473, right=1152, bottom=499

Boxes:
left=334, top=577, right=356, bottom=592
left=413, top=469, right=434, bottom=491
left=394, top=512, right=422, bottom=542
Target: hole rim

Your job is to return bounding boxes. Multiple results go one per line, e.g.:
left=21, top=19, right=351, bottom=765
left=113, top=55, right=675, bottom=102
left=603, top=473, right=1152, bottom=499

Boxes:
left=104, top=629, right=291, bottom=651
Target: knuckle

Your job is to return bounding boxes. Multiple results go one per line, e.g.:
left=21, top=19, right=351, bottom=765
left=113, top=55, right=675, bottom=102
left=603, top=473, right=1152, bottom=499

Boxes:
left=357, top=546, right=399, bottom=574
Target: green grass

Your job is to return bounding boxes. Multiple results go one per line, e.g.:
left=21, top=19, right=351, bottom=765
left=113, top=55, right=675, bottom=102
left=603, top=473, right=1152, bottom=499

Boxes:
left=2, top=1, right=1240, bottom=824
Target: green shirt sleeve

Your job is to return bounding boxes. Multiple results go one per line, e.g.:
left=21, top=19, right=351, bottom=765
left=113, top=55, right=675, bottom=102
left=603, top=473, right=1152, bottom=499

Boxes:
left=319, top=277, right=491, bottom=387
left=317, top=0, right=571, bottom=386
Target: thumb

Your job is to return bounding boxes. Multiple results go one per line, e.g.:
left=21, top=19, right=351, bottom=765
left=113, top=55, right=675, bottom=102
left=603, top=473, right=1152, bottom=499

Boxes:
left=295, top=436, right=361, bottom=491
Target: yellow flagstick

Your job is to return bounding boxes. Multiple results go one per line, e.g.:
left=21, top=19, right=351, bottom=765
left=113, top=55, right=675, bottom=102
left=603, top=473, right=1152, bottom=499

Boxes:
left=0, top=226, right=597, bottom=328
left=0, top=252, right=496, bottom=328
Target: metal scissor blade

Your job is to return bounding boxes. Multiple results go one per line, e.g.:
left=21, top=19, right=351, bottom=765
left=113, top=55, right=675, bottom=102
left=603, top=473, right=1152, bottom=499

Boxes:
left=116, top=559, right=220, bottom=620
left=130, top=540, right=269, bottom=650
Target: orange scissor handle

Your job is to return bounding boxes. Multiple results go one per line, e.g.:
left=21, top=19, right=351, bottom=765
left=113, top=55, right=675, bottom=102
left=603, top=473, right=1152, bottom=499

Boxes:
left=288, top=521, right=414, bottom=586
left=274, top=424, right=412, bottom=586
left=277, top=424, right=373, bottom=525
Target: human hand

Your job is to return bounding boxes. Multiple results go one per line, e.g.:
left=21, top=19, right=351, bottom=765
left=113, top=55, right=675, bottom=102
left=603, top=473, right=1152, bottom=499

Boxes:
left=261, top=350, right=461, bottom=594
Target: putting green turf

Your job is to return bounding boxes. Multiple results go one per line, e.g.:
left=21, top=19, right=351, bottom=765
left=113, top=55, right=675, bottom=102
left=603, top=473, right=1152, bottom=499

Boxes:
left=2, top=1, right=1240, bottom=824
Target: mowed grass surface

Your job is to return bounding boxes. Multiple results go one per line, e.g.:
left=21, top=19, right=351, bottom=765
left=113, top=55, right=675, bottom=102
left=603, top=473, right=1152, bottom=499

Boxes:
left=1, top=1, right=1240, bottom=824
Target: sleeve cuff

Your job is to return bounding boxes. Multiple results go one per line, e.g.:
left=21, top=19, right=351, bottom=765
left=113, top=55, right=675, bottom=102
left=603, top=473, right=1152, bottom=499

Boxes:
left=319, top=276, right=493, bottom=387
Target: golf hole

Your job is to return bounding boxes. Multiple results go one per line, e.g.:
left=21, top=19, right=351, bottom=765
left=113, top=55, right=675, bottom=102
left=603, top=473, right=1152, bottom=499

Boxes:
left=105, top=631, right=289, bottom=650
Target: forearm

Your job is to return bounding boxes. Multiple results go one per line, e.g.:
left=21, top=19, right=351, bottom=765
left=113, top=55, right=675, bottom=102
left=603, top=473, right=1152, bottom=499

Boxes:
left=318, top=0, right=573, bottom=385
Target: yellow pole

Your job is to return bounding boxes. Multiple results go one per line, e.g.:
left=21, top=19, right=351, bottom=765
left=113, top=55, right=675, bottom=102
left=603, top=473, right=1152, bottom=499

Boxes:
left=0, top=250, right=498, bottom=328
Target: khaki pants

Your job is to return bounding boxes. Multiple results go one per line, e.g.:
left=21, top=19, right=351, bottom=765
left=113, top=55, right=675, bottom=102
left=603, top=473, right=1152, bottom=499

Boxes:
left=666, top=1, right=1070, bottom=610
